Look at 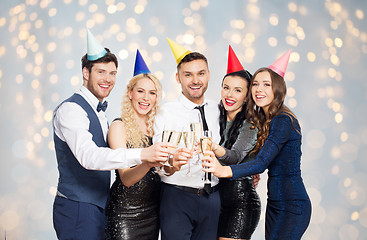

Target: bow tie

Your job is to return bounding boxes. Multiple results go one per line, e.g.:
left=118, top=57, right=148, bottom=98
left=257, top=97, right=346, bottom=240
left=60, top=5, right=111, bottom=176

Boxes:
left=97, top=101, right=108, bottom=112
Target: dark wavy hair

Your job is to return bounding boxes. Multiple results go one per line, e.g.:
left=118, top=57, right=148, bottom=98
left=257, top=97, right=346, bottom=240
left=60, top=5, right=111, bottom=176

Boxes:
left=219, top=70, right=252, bottom=149
left=246, top=67, right=298, bottom=155
left=81, top=48, right=118, bottom=72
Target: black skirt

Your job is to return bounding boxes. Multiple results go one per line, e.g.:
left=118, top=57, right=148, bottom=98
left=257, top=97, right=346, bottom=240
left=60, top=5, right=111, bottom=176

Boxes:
left=218, top=177, right=261, bottom=239
left=105, top=168, right=161, bottom=240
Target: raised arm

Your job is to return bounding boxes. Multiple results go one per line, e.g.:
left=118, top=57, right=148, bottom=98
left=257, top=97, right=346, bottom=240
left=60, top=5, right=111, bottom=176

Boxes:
left=203, top=115, right=295, bottom=178
left=230, top=115, right=293, bottom=179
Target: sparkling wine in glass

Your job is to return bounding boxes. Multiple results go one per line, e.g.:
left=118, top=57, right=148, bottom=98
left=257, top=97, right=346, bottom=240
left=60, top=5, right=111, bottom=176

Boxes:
left=160, top=130, right=172, bottom=167
left=190, top=122, right=203, bottom=164
left=154, top=130, right=172, bottom=175
left=200, top=130, right=212, bottom=184
left=190, top=122, right=203, bottom=140
left=164, top=131, right=182, bottom=166
left=162, top=130, right=172, bottom=142
left=183, top=131, right=195, bottom=176
left=168, top=131, right=182, bottom=145
left=155, top=129, right=182, bottom=176
left=200, top=132, right=212, bottom=155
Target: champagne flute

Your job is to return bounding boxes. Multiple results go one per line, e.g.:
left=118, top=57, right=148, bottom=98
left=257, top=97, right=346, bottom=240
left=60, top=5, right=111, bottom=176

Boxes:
left=163, top=130, right=182, bottom=166
left=200, top=130, right=212, bottom=184
left=154, top=130, right=172, bottom=175
left=190, top=122, right=203, bottom=164
left=155, top=130, right=182, bottom=176
left=182, top=131, right=195, bottom=176
left=162, top=130, right=172, bottom=142
left=190, top=111, right=203, bottom=139
left=161, top=130, right=173, bottom=167
left=190, top=122, right=203, bottom=138
left=168, top=131, right=182, bottom=147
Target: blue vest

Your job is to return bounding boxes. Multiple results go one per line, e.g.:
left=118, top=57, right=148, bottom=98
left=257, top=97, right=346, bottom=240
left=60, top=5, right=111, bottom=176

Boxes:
left=53, top=93, right=110, bottom=209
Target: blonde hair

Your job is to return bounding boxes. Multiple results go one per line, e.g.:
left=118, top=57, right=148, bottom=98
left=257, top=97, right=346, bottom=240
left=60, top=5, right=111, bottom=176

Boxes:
left=121, top=73, right=162, bottom=148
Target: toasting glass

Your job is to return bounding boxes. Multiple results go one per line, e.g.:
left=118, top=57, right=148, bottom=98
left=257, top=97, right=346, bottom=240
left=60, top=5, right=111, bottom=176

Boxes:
left=182, top=131, right=195, bottom=176
left=190, top=122, right=203, bottom=164
left=163, top=130, right=182, bottom=166
left=200, top=130, right=212, bottom=184
left=155, top=130, right=182, bottom=175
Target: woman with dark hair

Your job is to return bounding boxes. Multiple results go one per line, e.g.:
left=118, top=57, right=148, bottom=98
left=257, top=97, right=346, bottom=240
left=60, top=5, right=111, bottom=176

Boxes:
left=210, top=46, right=261, bottom=240
left=203, top=50, right=312, bottom=240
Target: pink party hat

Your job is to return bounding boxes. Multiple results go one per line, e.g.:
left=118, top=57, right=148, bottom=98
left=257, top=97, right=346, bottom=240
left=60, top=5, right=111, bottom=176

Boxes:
left=227, top=45, right=244, bottom=74
left=268, top=49, right=292, bottom=78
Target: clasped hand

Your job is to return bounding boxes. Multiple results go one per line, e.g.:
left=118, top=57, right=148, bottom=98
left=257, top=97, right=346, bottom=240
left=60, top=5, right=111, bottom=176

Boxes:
left=141, top=142, right=177, bottom=167
left=169, top=141, right=201, bottom=172
left=170, top=148, right=193, bottom=171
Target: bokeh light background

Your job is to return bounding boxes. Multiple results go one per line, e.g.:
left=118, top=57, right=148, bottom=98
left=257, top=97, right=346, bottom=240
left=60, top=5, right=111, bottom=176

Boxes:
left=1, top=0, right=367, bottom=239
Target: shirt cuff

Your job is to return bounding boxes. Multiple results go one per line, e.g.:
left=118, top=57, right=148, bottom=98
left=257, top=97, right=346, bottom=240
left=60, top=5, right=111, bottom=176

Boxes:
left=128, top=148, right=142, bottom=165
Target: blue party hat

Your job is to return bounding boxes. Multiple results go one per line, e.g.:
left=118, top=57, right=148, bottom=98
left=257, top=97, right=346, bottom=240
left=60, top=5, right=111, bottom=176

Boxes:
left=133, top=49, right=151, bottom=76
left=87, top=29, right=107, bottom=61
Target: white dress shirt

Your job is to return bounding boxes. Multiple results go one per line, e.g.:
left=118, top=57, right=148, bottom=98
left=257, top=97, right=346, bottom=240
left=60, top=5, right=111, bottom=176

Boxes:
left=153, top=93, right=220, bottom=188
left=53, top=86, right=142, bottom=170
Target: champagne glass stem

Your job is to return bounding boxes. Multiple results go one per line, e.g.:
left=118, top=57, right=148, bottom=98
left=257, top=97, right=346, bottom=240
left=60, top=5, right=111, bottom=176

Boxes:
left=187, top=157, right=191, bottom=176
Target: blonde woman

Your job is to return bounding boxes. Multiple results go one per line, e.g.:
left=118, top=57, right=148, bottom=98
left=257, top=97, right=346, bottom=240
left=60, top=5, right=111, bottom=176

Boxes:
left=105, top=50, right=163, bottom=240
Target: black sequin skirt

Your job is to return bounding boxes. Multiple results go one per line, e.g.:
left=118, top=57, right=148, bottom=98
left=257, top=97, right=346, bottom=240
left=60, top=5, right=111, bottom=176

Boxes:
left=218, top=177, right=261, bottom=239
left=105, top=168, right=161, bottom=240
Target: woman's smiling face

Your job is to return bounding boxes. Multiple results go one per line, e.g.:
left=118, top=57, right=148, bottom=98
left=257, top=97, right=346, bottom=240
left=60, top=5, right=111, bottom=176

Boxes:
left=251, top=71, right=274, bottom=115
left=128, top=77, right=157, bottom=117
left=221, top=75, right=248, bottom=118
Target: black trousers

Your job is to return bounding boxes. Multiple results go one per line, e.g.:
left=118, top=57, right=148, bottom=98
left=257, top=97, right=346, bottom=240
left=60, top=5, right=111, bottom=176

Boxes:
left=160, top=183, right=221, bottom=240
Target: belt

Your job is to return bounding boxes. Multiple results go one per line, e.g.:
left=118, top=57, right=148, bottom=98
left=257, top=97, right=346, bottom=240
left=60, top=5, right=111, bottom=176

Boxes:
left=167, top=183, right=219, bottom=196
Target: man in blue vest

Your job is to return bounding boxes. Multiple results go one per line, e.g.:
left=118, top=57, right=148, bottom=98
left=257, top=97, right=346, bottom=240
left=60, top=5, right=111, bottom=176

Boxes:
left=52, top=30, right=173, bottom=239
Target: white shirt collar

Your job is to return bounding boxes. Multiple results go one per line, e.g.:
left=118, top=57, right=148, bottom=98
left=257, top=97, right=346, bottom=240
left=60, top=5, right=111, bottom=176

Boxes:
left=79, top=86, right=101, bottom=111
left=178, top=93, right=208, bottom=110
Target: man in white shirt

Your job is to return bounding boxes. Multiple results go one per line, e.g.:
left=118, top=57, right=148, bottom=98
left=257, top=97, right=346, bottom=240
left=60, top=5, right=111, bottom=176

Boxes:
left=53, top=33, right=173, bottom=239
left=153, top=47, right=221, bottom=240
